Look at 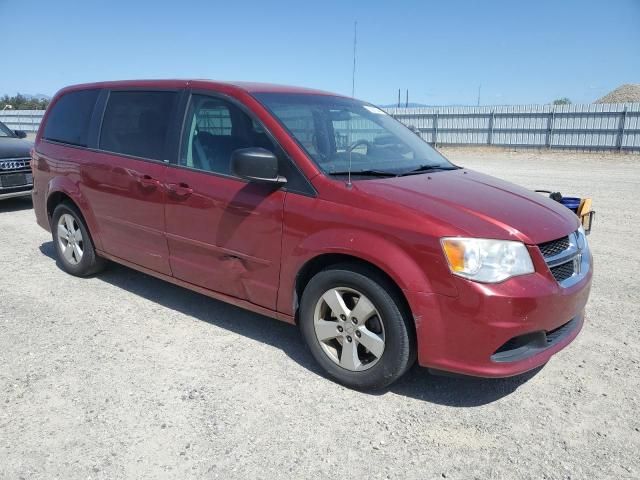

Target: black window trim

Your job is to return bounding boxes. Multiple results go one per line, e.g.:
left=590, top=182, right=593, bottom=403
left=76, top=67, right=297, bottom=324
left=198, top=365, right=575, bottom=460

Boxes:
left=41, top=87, right=184, bottom=168
left=41, top=88, right=102, bottom=148
left=38, top=86, right=317, bottom=197
left=172, top=89, right=317, bottom=197
left=96, top=87, right=183, bottom=164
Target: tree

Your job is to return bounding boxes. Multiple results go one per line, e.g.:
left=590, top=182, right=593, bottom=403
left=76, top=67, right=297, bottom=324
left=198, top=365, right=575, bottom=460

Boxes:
left=552, top=97, right=572, bottom=105
left=1, top=93, right=49, bottom=110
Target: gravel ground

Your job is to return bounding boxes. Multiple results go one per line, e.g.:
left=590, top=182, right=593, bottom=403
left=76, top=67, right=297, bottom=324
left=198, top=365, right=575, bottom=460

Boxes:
left=1, top=148, right=639, bottom=479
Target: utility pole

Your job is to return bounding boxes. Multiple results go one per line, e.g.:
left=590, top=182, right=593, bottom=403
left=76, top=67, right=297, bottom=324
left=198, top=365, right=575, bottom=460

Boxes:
left=477, top=84, right=482, bottom=106
left=405, top=89, right=409, bottom=108
left=398, top=89, right=401, bottom=108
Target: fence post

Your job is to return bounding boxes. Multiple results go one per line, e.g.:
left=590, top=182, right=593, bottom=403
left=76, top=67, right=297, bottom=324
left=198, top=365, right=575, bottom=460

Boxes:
left=617, top=106, right=628, bottom=151
left=433, top=110, right=439, bottom=147
left=546, top=108, right=555, bottom=148
left=487, top=110, right=495, bottom=145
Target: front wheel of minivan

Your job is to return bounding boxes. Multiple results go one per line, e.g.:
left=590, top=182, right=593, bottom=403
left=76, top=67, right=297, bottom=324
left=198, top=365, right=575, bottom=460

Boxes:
left=299, top=264, right=415, bottom=390
left=51, top=202, right=107, bottom=277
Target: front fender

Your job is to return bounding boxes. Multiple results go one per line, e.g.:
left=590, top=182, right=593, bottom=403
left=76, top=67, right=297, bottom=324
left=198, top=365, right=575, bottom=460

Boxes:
left=277, top=227, right=447, bottom=317
left=46, top=176, right=104, bottom=251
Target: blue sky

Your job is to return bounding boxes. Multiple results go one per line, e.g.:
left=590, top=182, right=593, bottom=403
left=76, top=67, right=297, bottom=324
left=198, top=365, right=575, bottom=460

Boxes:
left=1, top=0, right=639, bottom=105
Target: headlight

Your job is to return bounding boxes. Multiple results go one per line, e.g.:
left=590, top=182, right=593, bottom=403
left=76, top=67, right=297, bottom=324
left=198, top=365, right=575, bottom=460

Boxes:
left=440, top=237, right=535, bottom=283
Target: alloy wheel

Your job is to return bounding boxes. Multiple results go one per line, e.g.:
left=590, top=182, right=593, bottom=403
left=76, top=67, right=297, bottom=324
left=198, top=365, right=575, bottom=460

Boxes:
left=313, top=287, right=386, bottom=371
left=57, top=213, right=84, bottom=265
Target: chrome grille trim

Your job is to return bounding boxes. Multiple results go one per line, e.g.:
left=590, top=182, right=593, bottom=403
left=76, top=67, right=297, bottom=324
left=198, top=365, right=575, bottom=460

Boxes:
left=539, top=230, right=590, bottom=288
left=0, top=158, right=30, bottom=171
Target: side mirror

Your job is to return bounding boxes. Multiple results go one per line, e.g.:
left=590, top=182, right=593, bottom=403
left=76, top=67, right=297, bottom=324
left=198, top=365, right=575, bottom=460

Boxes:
left=231, top=147, right=287, bottom=185
left=14, top=130, right=27, bottom=139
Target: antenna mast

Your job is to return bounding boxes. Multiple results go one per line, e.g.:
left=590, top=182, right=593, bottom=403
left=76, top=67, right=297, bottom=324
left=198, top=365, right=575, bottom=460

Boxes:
left=351, top=21, right=357, bottom=97
left=347, top=20, right=358, bottom=188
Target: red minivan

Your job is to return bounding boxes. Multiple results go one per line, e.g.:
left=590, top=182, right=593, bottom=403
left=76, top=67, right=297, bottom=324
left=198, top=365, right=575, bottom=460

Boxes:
left=32, top=80, right=592, bottom=389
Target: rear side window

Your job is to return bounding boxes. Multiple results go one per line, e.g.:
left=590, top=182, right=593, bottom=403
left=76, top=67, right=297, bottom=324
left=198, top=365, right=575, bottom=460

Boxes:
left=43, top=89, right=99, bottom=147
left=99, top=91, right=177, bottom=161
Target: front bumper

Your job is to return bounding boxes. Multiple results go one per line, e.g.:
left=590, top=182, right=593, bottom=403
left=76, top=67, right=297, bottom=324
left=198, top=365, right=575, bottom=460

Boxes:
left=406, top=256, right=592, bottom=377
left=0, top=165, right=33, bottom=200
left=0, top=188, right=32, bottom=200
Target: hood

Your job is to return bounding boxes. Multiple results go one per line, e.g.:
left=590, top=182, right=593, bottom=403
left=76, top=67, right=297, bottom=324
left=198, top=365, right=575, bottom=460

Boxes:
left=0, top=137, right=33, bottom=159
left=355, top=168, right=579, bottom=244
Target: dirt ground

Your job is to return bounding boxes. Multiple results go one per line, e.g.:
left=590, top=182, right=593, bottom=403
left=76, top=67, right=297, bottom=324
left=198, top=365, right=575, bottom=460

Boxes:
left=1, top=147, right=639, bottom=479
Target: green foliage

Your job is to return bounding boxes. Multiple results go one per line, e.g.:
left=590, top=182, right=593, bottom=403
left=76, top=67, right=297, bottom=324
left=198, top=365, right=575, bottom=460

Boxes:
left=1, top=93, right=49, bottom=110
left=552, top=97, right=572, bottom=105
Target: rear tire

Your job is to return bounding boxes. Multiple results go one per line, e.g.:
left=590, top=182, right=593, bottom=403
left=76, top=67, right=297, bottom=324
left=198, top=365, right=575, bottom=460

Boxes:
left=299, top=264, right=415, bottom=390
left=51, top=202, right=107, bottom=277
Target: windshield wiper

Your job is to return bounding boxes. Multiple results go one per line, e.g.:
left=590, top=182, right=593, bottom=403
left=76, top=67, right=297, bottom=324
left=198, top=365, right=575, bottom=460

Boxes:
left=397, top=164, right=460, bottom=176
left=327, top=169, right=398, bottom=177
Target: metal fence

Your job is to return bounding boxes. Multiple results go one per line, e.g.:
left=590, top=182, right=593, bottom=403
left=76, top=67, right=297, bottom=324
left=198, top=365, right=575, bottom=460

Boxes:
left=0, top=110, right=43, bottom=133
left=386, top=103, right=640, bottom=151
left=2, top=103, right=640, bottom=151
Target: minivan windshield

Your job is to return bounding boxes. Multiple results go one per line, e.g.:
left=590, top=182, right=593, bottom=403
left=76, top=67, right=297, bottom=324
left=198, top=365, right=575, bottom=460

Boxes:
left=254, top=93, right=456, bottom=177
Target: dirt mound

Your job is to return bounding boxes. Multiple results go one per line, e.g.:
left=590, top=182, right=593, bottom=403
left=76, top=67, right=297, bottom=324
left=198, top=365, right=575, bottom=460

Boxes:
left=595, top=84, right=640, bottom=103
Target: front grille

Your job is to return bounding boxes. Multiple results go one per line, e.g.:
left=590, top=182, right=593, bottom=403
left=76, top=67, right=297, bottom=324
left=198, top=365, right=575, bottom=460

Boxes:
left=537, top=231, right=588, bottom=287
left=0, top=158, right=30, bottom=171
left=550, top=260, right=576, bottom=282
left=538, top=236, right=570, bottom=258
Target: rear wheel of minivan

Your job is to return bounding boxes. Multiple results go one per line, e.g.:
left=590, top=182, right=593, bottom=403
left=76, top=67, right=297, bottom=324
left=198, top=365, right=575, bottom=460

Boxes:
left=299, top=264, right=415, bottom=390
left=51, top=203, right=107, bottom=277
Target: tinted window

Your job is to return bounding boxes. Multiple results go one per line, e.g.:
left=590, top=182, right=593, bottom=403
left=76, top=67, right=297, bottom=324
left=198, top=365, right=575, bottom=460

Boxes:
left=43, top=89, right=99, bottom=146
left=100, top=91, right=177, bottom=161
left=180, top=95, right=277, bottom=175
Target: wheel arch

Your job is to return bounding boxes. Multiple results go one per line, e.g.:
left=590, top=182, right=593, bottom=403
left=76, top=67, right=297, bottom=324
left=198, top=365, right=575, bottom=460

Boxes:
left=45, top=178, right=103, bottom=251
left=280, top=226, right=437, bottom=318
left=46, top=191, right=75, bottom=220
left=292, top=253, right=414, bottom=332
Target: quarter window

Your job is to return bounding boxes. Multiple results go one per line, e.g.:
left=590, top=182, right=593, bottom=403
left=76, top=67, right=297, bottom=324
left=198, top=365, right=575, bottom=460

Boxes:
left=43, top=89, right=99, bottom=147
left=99, top=91, right=177, bottom=161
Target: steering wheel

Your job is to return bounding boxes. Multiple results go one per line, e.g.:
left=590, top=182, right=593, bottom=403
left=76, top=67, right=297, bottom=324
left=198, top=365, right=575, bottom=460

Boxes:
left=346, top=139, right=371, bottom=153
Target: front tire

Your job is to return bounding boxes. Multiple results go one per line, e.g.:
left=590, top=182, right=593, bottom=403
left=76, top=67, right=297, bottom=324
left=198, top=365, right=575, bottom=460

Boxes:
left=51, top=202, right=106, bottom=277
left=299, top=264, right=415, bottom=390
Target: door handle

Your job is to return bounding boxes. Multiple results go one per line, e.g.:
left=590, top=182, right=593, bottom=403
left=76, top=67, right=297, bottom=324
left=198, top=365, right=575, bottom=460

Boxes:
left=167, top=182, right=193, bottom=198
left=138, top=174, right=160, bottom=188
